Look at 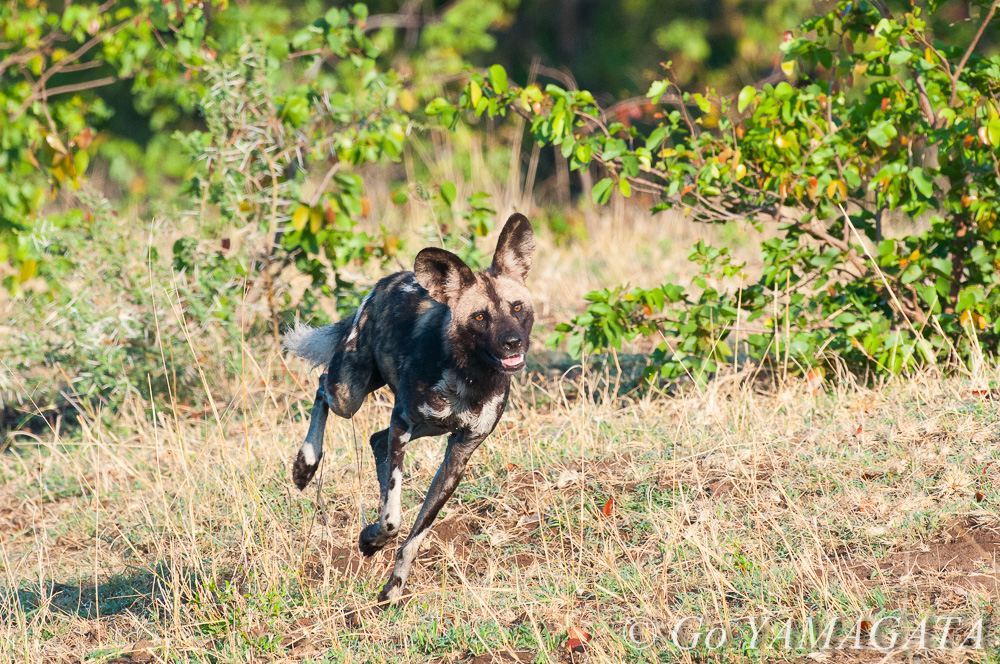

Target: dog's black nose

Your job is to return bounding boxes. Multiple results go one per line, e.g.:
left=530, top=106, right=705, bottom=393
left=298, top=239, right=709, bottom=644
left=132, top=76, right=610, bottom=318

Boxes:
left=501, top=333, right=523, bottom=351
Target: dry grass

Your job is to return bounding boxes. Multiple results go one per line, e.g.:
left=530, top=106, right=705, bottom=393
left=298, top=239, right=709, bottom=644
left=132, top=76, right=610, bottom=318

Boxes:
left=2, top=351, right=1000, bottom=662
left=2, top=199, right=999, bottom=663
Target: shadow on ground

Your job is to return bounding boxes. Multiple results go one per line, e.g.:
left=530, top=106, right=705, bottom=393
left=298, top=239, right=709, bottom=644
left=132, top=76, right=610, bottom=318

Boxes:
left=1, top=562, right=201, bottom=622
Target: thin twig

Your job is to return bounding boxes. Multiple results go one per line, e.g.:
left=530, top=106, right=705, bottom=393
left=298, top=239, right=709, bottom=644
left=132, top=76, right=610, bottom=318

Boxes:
left=307, top=161, right=342, bottom=208
left=949, top=0, right=1000, bottom=107
left=33, top=76, right=118, bottom=100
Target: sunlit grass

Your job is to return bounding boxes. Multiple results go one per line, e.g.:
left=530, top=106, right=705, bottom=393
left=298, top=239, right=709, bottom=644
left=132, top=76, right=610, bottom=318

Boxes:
left=3, top=348, right=999, bottom=662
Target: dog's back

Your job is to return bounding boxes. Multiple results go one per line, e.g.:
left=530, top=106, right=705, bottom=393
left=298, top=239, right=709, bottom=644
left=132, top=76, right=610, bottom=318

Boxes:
left=284, top=271, right=444, bottom=418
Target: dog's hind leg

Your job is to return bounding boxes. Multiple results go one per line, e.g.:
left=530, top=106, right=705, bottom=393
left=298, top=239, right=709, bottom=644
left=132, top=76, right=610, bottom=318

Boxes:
left=377, top=431, right=485, bottom=605
left=292, top=375, right=330, bottom=490
left=359, top=413, right=410, bottom=556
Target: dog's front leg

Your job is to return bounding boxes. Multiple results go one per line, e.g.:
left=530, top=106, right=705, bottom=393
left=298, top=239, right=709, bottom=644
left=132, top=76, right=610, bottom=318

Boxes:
left=377, top=430, right=486, bottom=606
left=359, top=413, right=410, bottom=556
left=292, top=374, right=330, bottom=490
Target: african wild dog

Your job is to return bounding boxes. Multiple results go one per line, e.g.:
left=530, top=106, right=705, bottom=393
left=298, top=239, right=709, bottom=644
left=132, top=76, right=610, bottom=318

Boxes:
left=284, top=213, right=534, bottom=605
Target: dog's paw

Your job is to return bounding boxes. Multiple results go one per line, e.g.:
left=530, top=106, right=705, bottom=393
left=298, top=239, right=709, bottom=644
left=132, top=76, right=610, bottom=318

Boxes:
left=358, top=523, right=392, bottom=557
left=291, top=449, right=319, bottom=490
left=376, top=575, right=404, bottom=608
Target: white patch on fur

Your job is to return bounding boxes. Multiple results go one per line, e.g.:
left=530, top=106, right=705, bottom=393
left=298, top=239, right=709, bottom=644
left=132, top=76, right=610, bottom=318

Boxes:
left=352, top=292, right=372, bottom=328
left=384, top=580, right=403, bottom=601
left=283, top=322, right=338, bottom=368
left=418, top=401, right=451, bottom=419
left=300, top=440, right=318, bottom=466
left=383, top=467, right=403, bottom=530
left=346, top=327, right=358, bottom=344
left=393, top=530, right=429, bottom=583
left=458, top=390, right=506, bottom=436
left=400, top=281, right=419, bottom=293
left=419, top=370, right=505, bottom=434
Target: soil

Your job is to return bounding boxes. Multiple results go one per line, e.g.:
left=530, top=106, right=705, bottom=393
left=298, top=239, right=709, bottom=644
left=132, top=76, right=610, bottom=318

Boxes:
left=849, top=516, right=1000, bottom=593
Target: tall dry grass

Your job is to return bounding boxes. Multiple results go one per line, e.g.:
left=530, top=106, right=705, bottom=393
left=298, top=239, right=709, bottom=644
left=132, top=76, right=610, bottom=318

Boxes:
left=2, top=324, right=999, bottom=662
left=2, top=142, right=998, bottom=661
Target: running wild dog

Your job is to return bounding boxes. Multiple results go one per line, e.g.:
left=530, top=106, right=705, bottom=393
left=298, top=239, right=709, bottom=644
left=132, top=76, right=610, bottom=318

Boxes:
left=284, top=213, right=534, bottom=605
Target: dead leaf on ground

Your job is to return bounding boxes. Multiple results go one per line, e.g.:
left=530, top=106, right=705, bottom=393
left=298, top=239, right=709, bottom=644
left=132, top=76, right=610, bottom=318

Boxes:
left=566, top=625, right=591, bottom=652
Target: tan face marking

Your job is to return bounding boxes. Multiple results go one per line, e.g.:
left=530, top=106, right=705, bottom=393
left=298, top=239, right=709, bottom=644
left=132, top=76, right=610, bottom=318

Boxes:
left=494, top=275, right=533, bottom=311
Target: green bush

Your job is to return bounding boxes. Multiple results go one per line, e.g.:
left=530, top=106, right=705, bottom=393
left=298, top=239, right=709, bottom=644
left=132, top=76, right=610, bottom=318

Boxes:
left=437, top=0, right=1000, bottom=382
left=0, top=0, right=514, bottom=418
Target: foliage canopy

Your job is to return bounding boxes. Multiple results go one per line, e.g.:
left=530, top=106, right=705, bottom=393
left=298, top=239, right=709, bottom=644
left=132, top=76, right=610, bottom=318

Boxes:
left=3, top=0, right=1000, bottom=412
left=436, top=0, right=1000, bottom=380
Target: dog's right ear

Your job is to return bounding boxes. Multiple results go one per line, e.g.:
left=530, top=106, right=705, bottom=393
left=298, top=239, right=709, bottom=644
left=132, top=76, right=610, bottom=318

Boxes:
left=414, top=247, right=476, bottom=304
left=491, top=213, right=535, bottom=283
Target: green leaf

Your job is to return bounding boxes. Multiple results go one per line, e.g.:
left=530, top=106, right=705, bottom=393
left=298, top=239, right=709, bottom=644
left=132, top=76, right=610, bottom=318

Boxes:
left=646, top=127, right=667, bottom=151
left=425, top=97, right=448, bottom=116
left=621, top=154, right=640, bottom=178
left=867, top=121, right=897, bottom=148
left=909, top=167, right=933, bottom=197
left=469, top=80, right=482, bottom=108
left=592, top=177, right=614, bottom=205
left=737, top=85, right=755, bottom=113
left=489, top=65, right=508, bottom=94
left=440, top=181, right=456, bottom=207
left=900, top=263, right=922, bottom=284
left=73, top=150, right=89, bottom=177
left=692, top=93, right=712, bottom=114
left=988, top=118, right=1000, bottom=149
left=282, top=97, right=310, bottom=127
left=619, top=178, right=631, bottom=198
left=647, top=80, right=669, bottom=103
left=956, top=285, right=985, bottom=313
left=888, top=48, right=912, bottom=65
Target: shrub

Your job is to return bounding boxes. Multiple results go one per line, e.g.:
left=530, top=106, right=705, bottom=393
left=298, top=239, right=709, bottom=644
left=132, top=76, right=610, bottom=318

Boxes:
left=435, top=0, right=1000, bottom=382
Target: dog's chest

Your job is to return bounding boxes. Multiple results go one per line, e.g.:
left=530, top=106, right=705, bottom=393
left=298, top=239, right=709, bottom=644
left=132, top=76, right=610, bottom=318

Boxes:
left=416, top=370, right=507, bottom=437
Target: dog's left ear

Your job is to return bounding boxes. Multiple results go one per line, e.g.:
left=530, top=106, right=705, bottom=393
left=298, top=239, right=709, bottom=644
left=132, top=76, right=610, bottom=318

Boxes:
left=491, top=213, right=535, bottom=283
left=415, top=247, right=477, bottom=305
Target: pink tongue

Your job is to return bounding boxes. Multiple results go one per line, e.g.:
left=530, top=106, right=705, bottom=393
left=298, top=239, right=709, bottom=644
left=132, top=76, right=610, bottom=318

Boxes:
left=501, top=354, right=524, bottom=368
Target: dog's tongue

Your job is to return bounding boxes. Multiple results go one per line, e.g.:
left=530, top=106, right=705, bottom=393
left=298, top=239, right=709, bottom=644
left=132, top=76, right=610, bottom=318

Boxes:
left=501, top=354, right=524, bottom=368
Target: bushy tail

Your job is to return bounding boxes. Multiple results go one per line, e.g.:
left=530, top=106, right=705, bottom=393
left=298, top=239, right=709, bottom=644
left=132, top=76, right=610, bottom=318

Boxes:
left=283, top=321, right=340, bottom=369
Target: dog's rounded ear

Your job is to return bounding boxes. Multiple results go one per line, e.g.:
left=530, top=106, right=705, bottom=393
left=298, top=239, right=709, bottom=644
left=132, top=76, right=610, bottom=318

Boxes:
left=491, top=213, right=535, bottom=283
left=414, top=247, right=476, bottom=304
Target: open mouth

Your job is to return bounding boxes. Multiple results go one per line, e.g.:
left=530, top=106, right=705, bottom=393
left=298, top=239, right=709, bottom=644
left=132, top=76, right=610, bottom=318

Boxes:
left=500, top=353, right=525, bottom=370
left=488, top=352, right=525, bottom=372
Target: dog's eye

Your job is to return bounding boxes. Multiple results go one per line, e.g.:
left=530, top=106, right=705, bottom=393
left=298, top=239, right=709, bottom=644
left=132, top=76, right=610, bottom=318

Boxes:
left=513, top=303, right=522, bottom=312
left=474, top=313, right=485, bottom=322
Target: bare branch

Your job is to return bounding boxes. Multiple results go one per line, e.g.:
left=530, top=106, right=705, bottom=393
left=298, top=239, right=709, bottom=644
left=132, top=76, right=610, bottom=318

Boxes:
left=307, top=161, right=342, bottom=208
left=950, top=0, right=1000, bottom=107
left=12, top=17, right=131, bottom=120
left=35, top=76, right=119, bottom=100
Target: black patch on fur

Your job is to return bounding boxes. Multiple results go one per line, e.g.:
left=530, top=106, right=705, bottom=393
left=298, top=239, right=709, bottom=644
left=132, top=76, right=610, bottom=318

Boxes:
left=480, top=274, right=502, bottom=307
left=376, top=575, right=404, bottom=607
left=291, top=449, right=319, bottom=491
left=414, top=247, right=475, bottom=304
left=359, top=522, right=395, bottom=557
